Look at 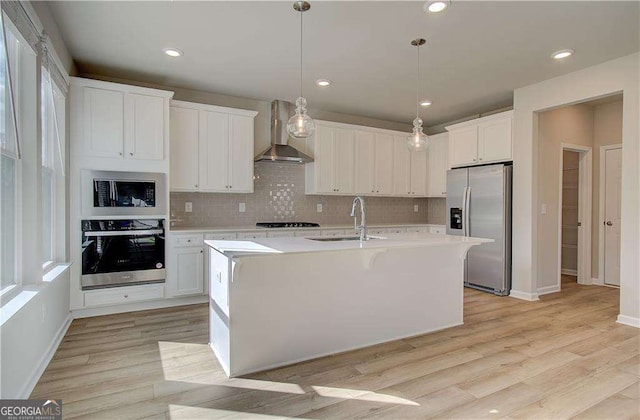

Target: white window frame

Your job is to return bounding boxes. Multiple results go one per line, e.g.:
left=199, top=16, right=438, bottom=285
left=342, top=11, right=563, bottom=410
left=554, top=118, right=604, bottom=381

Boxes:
left=0, top=14, right=24, bottom=302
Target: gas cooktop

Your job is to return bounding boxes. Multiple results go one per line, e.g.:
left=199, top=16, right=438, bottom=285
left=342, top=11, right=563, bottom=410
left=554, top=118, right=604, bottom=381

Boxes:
left=256, top=222, right=320, bottom=229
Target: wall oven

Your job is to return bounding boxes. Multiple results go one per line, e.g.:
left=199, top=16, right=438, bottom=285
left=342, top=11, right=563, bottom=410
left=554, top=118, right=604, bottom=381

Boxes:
left=81, top=219, right=165, bottom=290
left=82, top=170, right=166, bottom=217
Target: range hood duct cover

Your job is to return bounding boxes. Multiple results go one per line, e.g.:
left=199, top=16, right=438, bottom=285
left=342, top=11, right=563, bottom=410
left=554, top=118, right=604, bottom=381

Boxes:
left=254, top=100, right=314, bottom=163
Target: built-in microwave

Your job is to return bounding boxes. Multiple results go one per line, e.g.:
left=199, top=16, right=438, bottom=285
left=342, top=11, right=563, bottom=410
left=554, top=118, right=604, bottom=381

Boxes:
left=82, top=170, right=166, bottom=217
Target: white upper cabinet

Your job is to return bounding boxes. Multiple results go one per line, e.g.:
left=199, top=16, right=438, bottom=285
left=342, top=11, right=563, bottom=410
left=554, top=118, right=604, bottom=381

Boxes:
left=73, top=77, right=173, bottom=163
left=426, top=132, right=449, bottom=197
left=355, top=131, right=394, bottom=195
left=447, top=110, right=513, bottom=167
left=170, top=107, right=199, bottom=190
left=392, top=135, right=427, bottom=196
left=170, top=100, right=258, bottom=193
left=125, top=93, right=165, bottom=160
left=82, top=87, right=125, bottom=158
left=306, top=123, right=354, bottom=195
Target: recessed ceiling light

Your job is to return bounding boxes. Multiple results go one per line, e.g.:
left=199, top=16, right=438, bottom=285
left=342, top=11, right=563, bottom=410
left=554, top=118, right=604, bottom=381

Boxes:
left=551, top=49, right=574, bottom=60
left=316, top=79, right=331, bottom=87
left=420, top=100, right=432, bottom=107
left=424, top=1, right=449, bottom=13
left=163, top=48, right=183, bottom=57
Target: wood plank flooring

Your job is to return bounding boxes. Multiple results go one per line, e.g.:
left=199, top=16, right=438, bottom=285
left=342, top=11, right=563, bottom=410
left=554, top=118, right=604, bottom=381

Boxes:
left=32, top=276, right=639, bottom=419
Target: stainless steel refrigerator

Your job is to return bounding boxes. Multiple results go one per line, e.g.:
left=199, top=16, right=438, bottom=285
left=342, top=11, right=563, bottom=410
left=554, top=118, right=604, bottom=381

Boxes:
left=446, top=164, right=512, bottom=295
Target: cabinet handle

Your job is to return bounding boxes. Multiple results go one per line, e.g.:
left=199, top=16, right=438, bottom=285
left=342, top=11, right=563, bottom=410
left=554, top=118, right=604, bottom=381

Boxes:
left=195, top=184, right=198, bottom=188
left=119, top=152, right=123, bottom=156
left=124, top=295, right=129, bottom=298
left=130, top=152, right=133, bottom=156
left=229, top=186, right=232, bottom=189
left=200, top=249, right=203, bottom=253
left=479, top=158, right=483, bottom=161
left=473, top=158, right=477, bottom=162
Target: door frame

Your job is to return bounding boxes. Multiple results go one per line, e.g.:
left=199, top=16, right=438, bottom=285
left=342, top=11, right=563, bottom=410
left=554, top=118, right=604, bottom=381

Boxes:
left=557, top=143, right=592, bottom=288
left=597, top=144, right=623, bottom=286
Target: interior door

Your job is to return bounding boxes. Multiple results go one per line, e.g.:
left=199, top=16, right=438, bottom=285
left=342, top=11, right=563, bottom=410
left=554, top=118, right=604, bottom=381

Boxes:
left=604, top=147, right=622, bottom=286
left=467, top=165, right=508, bottom=293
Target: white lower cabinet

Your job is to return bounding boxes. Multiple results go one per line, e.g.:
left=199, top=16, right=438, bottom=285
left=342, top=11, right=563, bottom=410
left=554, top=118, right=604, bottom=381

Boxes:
left=84, top=284, right=165, bottom=307
left=168, top=234, right=205, bottom=296
left=237, top=231, right=267, bottom=240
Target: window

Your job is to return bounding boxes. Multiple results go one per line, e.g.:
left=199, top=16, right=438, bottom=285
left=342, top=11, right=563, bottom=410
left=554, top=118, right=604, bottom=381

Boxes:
left=41, top=68, right=65, bottom=270
left=0, top=14, right=21, bottom=293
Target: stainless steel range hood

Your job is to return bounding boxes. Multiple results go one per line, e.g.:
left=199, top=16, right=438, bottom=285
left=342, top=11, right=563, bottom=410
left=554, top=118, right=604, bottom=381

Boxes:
left=254, top=100, right=313, bottom=163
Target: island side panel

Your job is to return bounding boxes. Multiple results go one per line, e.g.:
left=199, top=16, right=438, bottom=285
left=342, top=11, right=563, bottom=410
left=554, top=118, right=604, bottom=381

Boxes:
left=209, top=247, right=232, bottom=376
left=225, top=244, right=470, bottom=377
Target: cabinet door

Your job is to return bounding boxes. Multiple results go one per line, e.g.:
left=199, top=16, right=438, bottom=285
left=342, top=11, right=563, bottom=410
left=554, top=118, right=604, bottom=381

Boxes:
left=314, top=125, right=336, bottom=194
left=478, top=116, right=512, bottom=163
left=427, top=133, right=448, bottom=197
left=410, top=149, right=428, bottom=196
left=374, top=133, right=394, bottom=195
left=228, top=115, right=254, bottom=192
left=333, top=128, right=355, bottom=194
left=199, top=110, right=229, bottom=191
left=354, top=130, right=375, bottom=194
left=173, top=247, right=204, bottom=296
left=393, top=135, right=411, bottom=195
left=83, top=87, right=124, bottom=157
left=170, top=107, right=199, bottom=190
left=449, top=126, right=478, bottom=167
left=125, top=93, right=165, bottom=160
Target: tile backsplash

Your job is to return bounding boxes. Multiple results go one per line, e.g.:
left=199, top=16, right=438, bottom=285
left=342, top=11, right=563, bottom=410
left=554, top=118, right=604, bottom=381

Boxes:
left=170, top=163, right=446, bottom=228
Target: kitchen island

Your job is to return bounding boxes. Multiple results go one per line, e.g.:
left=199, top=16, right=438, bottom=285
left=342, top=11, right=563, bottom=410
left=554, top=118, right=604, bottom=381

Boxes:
left=206, top=232, right=491, bottom=377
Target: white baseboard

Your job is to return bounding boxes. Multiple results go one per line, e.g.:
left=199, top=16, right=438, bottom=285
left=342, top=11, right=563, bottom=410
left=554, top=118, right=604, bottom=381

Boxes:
left=537, top=285, right=561, bottom=295
left=18, top=313, right=73, bottom=399
left=561, top=269, right=577, bottom=276
left=71, top=295, right=208, bottom=318
left=509, top=289, right=539, bottom=301
left=617, top=314, right=640, bottom=328
left=592, top=277, right=603, bottom=286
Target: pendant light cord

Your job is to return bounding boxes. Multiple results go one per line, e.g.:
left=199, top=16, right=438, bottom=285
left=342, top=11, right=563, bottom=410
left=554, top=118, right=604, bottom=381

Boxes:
left=299, top=8, right=303, bottom=99
left=415, top=41, right=420, bottom=119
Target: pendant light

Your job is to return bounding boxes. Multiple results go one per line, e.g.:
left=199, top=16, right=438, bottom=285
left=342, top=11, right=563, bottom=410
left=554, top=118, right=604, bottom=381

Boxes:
left=407, top=38, right=430, bottom=152
left=287, top=1, right=315, bottom=139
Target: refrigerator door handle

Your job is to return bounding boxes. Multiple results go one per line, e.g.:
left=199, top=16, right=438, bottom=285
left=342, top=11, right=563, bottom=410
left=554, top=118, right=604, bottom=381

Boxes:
left=465, top=186, right=472, bottom=237
left=461, top=186, right=468, bottom=236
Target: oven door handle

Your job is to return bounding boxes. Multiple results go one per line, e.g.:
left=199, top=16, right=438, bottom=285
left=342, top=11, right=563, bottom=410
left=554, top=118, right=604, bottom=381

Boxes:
left=83, top=229, right=164, bottom=237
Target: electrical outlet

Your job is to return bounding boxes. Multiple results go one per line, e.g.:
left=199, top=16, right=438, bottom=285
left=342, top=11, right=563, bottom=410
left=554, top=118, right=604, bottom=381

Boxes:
left=239, top=203, right=246, bottom=213
left=317, top=203, right=323, bottom=213
left=541, top=203, right=547, bottom=215
left=185, top=202, right=193, bottom=213
left=414, top=205, right=419, bottom=212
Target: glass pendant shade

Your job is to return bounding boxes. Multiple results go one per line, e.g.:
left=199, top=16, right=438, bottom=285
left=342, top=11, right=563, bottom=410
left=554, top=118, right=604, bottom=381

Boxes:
left=287, top=97, right=315, bottom=139
left=407, top=117, right=430, bottom=152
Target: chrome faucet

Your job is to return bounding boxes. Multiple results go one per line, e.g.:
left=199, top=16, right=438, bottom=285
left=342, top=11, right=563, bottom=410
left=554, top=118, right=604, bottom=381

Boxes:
left=351, top=196, right=368, bottom=241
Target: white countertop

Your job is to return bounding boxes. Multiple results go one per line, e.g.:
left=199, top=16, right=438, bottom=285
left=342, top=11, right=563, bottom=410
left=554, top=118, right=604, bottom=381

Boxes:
left=205, top=231, right=491, bottom=257
left=170, top=222, right=445, bottom=233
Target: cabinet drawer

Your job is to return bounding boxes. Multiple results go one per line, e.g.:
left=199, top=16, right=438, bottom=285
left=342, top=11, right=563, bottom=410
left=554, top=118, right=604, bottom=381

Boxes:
left=406, top=226, right=430, bottom=233
left=267, top=230, right=295, bottom=238
left=84, top=284, right=165, bottom=307
left=429, top=226, right=446, bottom=235
left=322, top=229, right=347, bottom=237
left=205, top=233, right=237, bottom=240
left=295, top=230, right=322, bottom=237
left=173, top=234, right=204, bottom=246
left=237, top=231, right=267, bottom=240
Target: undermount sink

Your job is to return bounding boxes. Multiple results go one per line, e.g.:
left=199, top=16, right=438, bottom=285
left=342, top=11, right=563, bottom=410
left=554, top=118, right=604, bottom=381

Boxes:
left=306, top=236, right=383, bottom=242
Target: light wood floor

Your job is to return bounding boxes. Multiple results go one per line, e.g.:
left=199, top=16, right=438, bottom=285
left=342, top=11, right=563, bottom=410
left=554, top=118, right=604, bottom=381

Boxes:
left=32, top=276, right=639, bottom=419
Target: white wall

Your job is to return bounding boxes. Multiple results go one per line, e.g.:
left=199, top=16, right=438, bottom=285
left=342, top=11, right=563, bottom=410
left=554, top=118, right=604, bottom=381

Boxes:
left=537, top=105, right=594, bottom=290
left=0, top=270, right=71, bottom=398
left=512, top=53, right=639, bottom=327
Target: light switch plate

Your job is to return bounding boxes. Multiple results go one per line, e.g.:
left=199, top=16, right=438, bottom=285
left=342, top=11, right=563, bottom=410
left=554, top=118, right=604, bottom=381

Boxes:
left=185, top=202, right=193, bottom=213
left=414, top=205, right=419, bottom=212
left=239, top=203, right=246, bottom=213
left=317, top=204, right=323, bottom=213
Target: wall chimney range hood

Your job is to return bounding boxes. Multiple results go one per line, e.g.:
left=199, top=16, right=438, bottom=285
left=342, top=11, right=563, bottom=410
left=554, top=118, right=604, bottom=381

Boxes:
left=254, top=100, right=313, bottom=163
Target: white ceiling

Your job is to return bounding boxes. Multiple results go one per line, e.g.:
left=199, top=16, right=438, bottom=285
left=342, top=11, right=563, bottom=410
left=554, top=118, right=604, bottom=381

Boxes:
left=48, top=1, right=639, bottom=126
